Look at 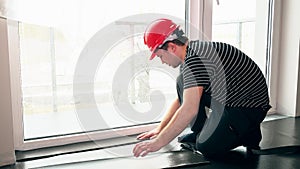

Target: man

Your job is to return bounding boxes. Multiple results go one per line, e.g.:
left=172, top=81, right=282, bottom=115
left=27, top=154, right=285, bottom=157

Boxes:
left=133, top=18, right=271, bottom=157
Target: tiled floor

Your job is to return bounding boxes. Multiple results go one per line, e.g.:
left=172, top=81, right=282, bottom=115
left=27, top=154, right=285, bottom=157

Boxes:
left=2, top=115, right=300, bottom=169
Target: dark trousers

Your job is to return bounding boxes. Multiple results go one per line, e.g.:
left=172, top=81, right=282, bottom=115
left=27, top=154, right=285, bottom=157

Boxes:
left=176, top=74, right=269, bottom=156
left=195, top=100, right=268, bottom=157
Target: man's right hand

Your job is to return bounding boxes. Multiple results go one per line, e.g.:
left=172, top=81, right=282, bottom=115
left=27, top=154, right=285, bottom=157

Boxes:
left=137, top=128, right=160, bottom=140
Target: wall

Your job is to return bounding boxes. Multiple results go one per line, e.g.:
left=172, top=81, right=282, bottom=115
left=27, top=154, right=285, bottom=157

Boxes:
left=297, top=40, right=300, bottom=116
left=275, top=0, right=300, bottom=116
left=0, top=17, right=16, bottom=166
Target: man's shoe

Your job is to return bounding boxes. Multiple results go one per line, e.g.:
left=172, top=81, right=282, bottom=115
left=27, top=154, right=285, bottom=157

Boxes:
left=178, top=132, right=197, bottom=143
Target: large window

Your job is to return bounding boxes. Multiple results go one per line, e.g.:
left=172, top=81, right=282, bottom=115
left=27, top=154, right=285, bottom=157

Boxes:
left=12, top=1, right=185, bottom=149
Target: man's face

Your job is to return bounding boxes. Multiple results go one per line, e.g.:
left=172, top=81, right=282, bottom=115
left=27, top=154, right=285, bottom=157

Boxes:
left=154, top=48, right=182, bottom=68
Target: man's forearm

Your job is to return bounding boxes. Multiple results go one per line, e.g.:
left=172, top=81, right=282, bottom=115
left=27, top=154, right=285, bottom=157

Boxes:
left=155, top=104, right=198, bottom=146
left=154, top=87, right=203, bottom=146
left=132, top=87, right=203, bottom=157
left=157, top=98, right=181, bottom=131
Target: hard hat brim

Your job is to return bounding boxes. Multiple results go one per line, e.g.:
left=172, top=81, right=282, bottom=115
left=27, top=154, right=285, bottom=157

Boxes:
left=149, top=51, right=157, bottom=60
left=149, top=43, right=160, bottom=60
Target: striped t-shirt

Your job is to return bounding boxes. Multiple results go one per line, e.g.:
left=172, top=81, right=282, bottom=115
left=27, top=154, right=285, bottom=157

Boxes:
left=181, top=41, right=270, bottom=108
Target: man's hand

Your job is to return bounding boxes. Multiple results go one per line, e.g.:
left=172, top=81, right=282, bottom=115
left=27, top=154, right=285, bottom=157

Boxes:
left=133, top=139, right=164, bottom=157
left=136, top=128, right=160, bottom=140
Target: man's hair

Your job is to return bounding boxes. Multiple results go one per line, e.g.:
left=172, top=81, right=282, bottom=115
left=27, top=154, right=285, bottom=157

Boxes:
left=159, top=28, right=188, bottom=50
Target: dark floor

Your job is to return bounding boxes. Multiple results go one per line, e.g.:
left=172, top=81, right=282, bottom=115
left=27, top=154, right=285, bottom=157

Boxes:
left=2, top=115, right=300, bottom=169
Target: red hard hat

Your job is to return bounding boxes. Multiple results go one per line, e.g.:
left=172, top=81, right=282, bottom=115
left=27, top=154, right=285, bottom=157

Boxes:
left=144, top=18, right=179, bottom=60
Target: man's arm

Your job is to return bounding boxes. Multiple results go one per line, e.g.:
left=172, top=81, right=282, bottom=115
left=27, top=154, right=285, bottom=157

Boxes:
left=133, top=86, right=203, bottom=157
left=137, top=98, right=181, bottom=140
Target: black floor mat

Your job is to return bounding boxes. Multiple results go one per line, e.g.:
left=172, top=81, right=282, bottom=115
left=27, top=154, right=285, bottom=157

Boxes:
left=31, top=150, right=209, bottom=169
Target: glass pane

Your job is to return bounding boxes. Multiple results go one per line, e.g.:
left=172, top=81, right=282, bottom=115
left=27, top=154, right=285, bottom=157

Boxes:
left=20, top=1, right=185, bottom=139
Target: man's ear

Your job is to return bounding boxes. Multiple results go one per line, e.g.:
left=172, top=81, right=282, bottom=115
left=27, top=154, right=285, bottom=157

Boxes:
left=168, top=42, right=177, bottom=52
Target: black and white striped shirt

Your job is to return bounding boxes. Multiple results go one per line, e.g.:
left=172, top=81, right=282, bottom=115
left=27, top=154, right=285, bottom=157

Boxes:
left=182, top=41, right=270, bottom=108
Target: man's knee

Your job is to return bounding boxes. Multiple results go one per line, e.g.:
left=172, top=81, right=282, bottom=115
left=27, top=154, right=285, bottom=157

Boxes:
left=195, top=125, right=241, bottom=157
left=196, top=141, right=234, bottom=157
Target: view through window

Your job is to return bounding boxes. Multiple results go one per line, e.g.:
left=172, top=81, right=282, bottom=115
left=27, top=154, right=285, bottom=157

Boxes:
left=19, top=1, right=185, bottom=139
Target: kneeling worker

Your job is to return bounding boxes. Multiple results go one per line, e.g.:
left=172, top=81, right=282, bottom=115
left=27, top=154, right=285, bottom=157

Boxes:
left=133, top=18, right=271, bottom=157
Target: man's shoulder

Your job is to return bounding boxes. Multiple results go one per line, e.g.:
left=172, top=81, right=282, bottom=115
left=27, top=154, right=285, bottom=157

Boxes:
left=189, top=40, right=225, bottom=50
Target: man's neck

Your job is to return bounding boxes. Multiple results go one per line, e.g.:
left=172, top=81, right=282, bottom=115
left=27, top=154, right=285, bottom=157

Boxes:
left=180, top=43, right=188, bottom=62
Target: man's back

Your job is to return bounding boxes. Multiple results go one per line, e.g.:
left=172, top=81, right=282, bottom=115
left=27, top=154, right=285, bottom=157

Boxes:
left=183, top=41, right=270, bottom=108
